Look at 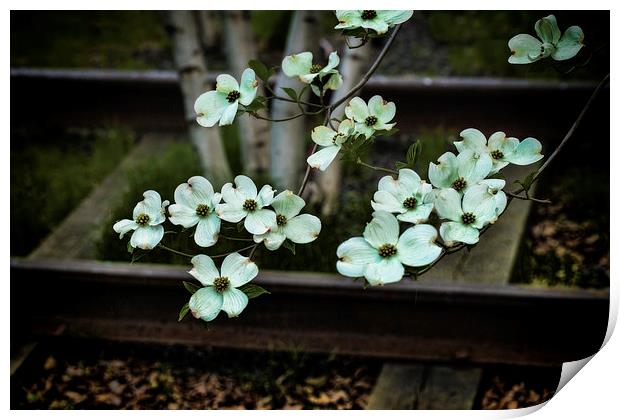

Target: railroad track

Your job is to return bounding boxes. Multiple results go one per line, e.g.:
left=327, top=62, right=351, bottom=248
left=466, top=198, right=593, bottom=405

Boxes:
left=11, top=258, right=608, bottom=367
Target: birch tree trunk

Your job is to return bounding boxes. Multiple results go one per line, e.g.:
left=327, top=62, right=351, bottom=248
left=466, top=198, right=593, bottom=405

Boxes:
left=196, top=11, right=221, bottom=52
left=269, top=11, right=320, bottom=190
left=224, top=10, right=270, bottom=178
left=163, top=10, right=232, bottom=186
left=316, top=43, right=373, bottom=215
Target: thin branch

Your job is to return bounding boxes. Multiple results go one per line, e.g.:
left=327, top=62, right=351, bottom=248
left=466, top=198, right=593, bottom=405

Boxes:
left=209, top=244, right=256, bottom=259
left=220, top=235, right=254, bottom=242
left=505, top=191, right=551, bottom=204
left=356, top=158, right=399, bottom=175
left=158, top=244, right=194, bottom=259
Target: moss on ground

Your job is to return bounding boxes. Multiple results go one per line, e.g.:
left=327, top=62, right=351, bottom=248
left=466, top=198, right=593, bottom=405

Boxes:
left=11, top=126, right=135, bottom=256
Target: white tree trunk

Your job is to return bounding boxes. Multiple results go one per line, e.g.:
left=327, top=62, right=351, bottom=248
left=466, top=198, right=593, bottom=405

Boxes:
left=196, top=11, right=220, bottom=51
left=224, top=11, right=270, bottom=178
left=269, top=11, right=320, bottom=190
left=316, top=43, right=373, bottom=215
left=163, top=10, right=232, bottom=186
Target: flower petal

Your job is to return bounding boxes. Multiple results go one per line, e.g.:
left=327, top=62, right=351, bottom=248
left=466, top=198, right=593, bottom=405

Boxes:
left=440, top=221, right=480, bottom=245
left=434, top=188, right=463, bottom=222
left=462, top=184, right=497, bottom=228
left=377, top=10, right=414, bottom=25
left=364, top=258, right=404, bottom=285
left=215, top=73, right=239, bottom=94
left=189, top=254, right=219, bottom=286
left=397, top=203, right=434, bottom=224
left=311, top=125, right=338, bottom=147
left=254, top=230, right=287, bottom=251
left=129, top=225, right=164, bottom=250
left=239, top=68, right=258, bottom=106
left=221, top=288, right=249, bottom=317
left=219, top=101, right=239, bottom=126
left=320, top=51, right=340, bottom=75
left=221, top=252, right=258, bottom=287
left=113, top=219, right=137, bottom=239
left=189, top=287, right=223, bottom=322
left=368, top=95, right=395, bottom=124
left=216, top=202, right=247, bottom=223
left=428, top=152, right=458, bottom=189
left=457, top=149, right=492, bottom=184
left=168, top=203, right=200, bottom=228
left=552, top=26, right=584, bottom=61
left=271, top=190, right=305, bottom=219
left=323, top=72, right=343, bottom=91
left=507, top=137, right=543, bottom=165
left=456, top=128, right=488, bottom=154
left=307, top=145, right=341, bottom=171
left=363, top=211, right=400, bottom=248
left=336, top=237, right=380, bottom=278
left=283, top=214, right=321, bottom=244
left=361, top=18, right=389, bottom=35
left=244, top=209, right=277, bottom=235
left=194, top=214, right=221, bottom=247
left=371, top=190, right=404, bottom=214
left=234, top=175, right=258, bottom=199
left=194, top=91, right=228, bottom=127
left=345, top=97, right=369, bottom=122
left=535, top=15, right=561, bottom=44
left=508, top=34, right=543, bottom=64
left=397, top=224, right=442, bottom=267
left=282, top=52, right=313, bottom=77
left=256, top=184, right=275, bottom=208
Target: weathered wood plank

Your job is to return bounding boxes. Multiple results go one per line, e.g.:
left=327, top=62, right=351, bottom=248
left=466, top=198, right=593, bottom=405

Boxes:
left=28, top=134, right=171, bottom=260
left=367, top=364, right=482, bottom=409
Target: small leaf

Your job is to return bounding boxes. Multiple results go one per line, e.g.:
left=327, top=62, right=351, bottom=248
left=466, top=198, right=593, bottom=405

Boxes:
left=183, top=281, right=201, bottom=294
left=310, top=84, right=322, bottom=97
left=239, top=284, right=271, bottom=299
left=282, top=240, right=296, bottom=255
left=395, top=161, right=408, bottom=170
left=514, top=170, right=537, bottom=193
left=178, top=303, right=190, bottom=322
left=244, top=97, right=266, bottom=112
left=127, top=242, right=134, bottom=254
left=248, top=59, right=270, bottom=82
left=237, top=221, right=245, bottom=232
left=281, top=87, right=298, bottom=102
left=406, top=141, right=422, bottom=168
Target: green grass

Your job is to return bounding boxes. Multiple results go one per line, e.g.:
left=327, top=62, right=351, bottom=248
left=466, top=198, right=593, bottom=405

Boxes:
left=11, top=126, right=135, bottom=256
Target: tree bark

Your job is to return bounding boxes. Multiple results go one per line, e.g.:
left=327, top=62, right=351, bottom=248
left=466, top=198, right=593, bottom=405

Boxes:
left=316, top=43, right=373, bottom=216
left=224, top=11, right=270, bottom=178
left=163, top=10, right=232, bottom=186
left=196, top=10, right=221, bottom=52
left=269, top=11, right=320, bottom=190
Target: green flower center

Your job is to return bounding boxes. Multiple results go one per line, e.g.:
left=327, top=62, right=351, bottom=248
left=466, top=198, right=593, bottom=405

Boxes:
left=136, top=213, right=150, bottom=226
left=403, top=197, right=418, bottom=209
left=491, top=150, right=504, bottom=160
left=310, top=64, right=322, bottom=73
left=276, top=214, right=287, bottom=226
left=195, top=204, right=210, bottom=217
left=451, top=177, right=467, bottom=192
left=365, top=115, right=378, bottom=127
left=461, top=212, right=476, bottom=225
left=361, top=10, right=377, bottom=20
left=213, top=276, right=230, bottom=293
left=226, top=90, right=241, bottom=103
left=243, top=199, right=258, bottom=212
left=378, top=244, right=397, bottom=258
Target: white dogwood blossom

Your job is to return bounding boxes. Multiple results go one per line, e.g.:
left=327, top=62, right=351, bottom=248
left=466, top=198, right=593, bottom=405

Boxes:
left=282, top=51, right=343, bottom=91
left=306, top=119, right=354, bottom=171
left=168, top=176, right=222, bottom=248
left=428, top=151, right=492, bottom=195
left=371, top=169, right=435, bottom=224
left=336, top=211, right=442, bottom=285
left=113, top=190, right=168, bottom=250
left=194, top=68, right=258, bottom=127
left=345, top=95, right=396, bottom=138
left=188, top=253, right=258, bottom=321
left=334, top=10, right=414, bottom=35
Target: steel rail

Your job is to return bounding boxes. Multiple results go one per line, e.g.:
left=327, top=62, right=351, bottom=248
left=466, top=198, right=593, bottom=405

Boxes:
left=11, top=257, right=609, bottom=367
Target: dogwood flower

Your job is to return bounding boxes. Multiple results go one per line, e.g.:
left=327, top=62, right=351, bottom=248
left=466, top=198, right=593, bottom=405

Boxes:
left=281, top=51, right=343, bottom=91
left=334, top=10, right=414, bottom=35
left=508, top=15, right=584, bottom=64
left=168, top=176, right=222, bottom=248
left=434, top=184, right=498, bottom=246
left=428, top=151, right=492, bottom=195
left=454, top=128, right=543, bottom=174
left=188, top=253, right=258, bottom=321
left=216, top=175, right=276, bottom=235
left=253, top=190, right=321, bottom=250
left=371, top=169, right=435, bottom=224
left=306, top=119, right=354, bottom=171
left=336, top=211, right=442, bottom=285
left=113, top=190, right=168, bottom=250
left=194, top=68, right=258, bottom=127
left=345, top=95, right=396, bottom=138
left=480, top=179, right=508, bottom=219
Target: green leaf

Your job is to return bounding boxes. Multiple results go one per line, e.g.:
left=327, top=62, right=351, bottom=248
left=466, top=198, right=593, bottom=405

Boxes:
left=178, top=303, right=190, bottom=322
left=406, top=140, right=422, bottom=168
left=127, top=242, right=134, bottom=254
left=237, top=221, right=245, bottom=232
left=395, top=161, right=408, bottom=170
left=248, top=59, right=270, bottom=82
left=282, top=240, right=296, bottom=255
left=183, top=281, right=201, bottom=294
left=281, top=87, right=298, bottom=102
left=514, top=170, right=537, bottom=193
left=239, top=283, right=271, bottom=299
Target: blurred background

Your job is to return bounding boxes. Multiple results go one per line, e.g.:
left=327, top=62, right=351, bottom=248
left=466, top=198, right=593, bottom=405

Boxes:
left=10, top=10, right=609, bottom=410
